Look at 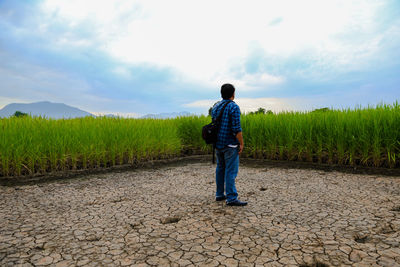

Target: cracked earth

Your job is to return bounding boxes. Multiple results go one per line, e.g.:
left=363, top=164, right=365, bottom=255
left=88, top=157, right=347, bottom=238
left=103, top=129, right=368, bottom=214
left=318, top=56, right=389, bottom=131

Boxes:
left=1, top=162, right=400, bottom=266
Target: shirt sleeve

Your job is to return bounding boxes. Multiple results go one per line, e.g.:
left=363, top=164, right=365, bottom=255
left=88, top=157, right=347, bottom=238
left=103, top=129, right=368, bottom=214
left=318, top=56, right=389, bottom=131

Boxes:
left=230, top=104, right=242, bottom=134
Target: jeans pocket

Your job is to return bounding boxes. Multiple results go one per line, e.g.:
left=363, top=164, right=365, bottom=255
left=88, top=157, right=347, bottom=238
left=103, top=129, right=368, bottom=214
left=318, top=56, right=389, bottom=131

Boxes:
left=225, top=146, right=238, bottom=159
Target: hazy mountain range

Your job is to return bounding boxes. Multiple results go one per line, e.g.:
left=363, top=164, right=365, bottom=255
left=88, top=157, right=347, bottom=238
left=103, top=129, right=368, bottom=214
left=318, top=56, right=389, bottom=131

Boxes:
left=0, top=101, right=94, bottom=119
left=140, top=111, right=191, bottom=119
left=0, top=101, right=191, bottom=119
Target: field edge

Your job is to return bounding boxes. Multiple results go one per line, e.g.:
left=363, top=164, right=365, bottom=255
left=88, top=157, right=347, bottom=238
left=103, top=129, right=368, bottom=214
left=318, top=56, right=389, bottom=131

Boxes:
left=1, top=154, right=399, bottom=186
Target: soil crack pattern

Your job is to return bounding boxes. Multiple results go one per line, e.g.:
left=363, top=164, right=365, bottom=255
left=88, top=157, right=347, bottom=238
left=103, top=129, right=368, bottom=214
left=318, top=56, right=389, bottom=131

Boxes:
left=1, top=163, right=400, bottom=266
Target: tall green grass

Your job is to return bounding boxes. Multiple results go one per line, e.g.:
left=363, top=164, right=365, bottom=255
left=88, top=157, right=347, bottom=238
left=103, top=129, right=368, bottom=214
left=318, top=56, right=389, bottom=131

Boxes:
left=242, top=102, right=400, bottom=167
left=0, top=102, right=399, bottom=177
left=0, top=116, right=184, bottom=176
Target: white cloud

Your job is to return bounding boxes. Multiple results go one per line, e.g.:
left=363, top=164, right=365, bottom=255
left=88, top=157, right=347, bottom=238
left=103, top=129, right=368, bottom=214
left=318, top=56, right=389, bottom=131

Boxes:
left=38, top=0, right=390, bottom=87
left=0, top=97, right=30, bottom=109
left=212, top=72, right=285, bottom=91
left=183, top=99, right=215, bottom=109
left=184, top=97, right=317, bottom=113
left=112, top=67, right=132, bottom=79
left=0, top=57, right=129, bottom=113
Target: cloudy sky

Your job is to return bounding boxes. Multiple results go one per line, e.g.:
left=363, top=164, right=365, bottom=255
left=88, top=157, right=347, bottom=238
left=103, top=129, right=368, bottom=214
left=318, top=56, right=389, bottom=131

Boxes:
left=1, top=0, right=399, bottom=116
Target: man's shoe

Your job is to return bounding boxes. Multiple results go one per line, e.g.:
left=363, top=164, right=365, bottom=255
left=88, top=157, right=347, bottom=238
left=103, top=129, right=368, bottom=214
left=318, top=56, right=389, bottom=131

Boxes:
left=216, top=196, right=227, bottom=201
left=226, top=200, right=248, bottom=206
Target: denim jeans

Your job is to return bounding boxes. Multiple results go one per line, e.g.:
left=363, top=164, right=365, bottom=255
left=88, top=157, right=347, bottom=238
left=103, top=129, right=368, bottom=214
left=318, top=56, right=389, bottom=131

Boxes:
left=215, top=146, right=239, bottom=202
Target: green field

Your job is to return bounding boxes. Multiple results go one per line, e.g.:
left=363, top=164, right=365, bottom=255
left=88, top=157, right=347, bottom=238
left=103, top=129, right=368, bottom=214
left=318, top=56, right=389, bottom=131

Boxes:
left=1, top=102, right=399, bottom=177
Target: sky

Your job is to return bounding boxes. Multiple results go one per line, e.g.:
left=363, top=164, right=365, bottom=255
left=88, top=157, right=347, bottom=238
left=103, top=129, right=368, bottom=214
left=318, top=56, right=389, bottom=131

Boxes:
left=0, top=0, right=399, bottom=116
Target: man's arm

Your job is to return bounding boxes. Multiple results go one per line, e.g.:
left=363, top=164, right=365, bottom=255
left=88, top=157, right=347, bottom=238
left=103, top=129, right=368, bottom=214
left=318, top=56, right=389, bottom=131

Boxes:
left=236, top=132, right=244, bottom=155
left=230, top=104, right=243, bottom=155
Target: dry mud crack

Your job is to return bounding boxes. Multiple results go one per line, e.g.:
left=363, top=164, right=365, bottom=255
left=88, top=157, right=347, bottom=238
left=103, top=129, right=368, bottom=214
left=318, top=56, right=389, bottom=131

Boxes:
left=1, top=162, right=400, bottom=266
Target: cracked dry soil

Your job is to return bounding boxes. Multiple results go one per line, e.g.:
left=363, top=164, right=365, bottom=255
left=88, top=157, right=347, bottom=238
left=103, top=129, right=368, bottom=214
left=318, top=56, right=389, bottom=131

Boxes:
left=1, top=162, right=400, bottom=267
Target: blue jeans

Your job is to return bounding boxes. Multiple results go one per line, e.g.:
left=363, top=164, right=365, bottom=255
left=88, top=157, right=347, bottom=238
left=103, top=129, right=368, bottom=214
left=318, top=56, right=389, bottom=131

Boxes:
left=215, top=146, right=239, bottom=202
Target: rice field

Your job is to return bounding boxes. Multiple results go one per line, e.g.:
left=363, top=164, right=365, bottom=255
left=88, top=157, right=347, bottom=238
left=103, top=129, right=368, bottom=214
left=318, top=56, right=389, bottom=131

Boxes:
left=0, top=102, right=399, bottom=177
left=242, top=102, right=400, bottom=167
left=0, top=117, right=195, bottom=177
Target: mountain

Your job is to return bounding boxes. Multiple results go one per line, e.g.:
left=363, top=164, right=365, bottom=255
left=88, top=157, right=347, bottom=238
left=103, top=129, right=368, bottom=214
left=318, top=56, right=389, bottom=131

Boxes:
left=103, top=114, right=118, bottom=118
left=0, top=101, right=95, bottom=119
left=141, top=111, right=191, bottom=119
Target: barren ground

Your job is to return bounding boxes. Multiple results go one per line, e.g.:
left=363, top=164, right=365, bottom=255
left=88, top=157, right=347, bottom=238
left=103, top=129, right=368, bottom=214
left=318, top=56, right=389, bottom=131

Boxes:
left=1, top=159, right=400, bottom=266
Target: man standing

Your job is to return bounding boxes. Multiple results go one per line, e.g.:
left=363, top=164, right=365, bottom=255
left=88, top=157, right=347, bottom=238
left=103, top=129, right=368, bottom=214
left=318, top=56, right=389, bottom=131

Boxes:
left=211, top=84, right=247, bottom=206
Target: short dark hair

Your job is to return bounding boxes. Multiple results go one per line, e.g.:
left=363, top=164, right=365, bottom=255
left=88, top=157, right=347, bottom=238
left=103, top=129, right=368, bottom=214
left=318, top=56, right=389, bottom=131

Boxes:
left=221, top=83, right=235, bottom=100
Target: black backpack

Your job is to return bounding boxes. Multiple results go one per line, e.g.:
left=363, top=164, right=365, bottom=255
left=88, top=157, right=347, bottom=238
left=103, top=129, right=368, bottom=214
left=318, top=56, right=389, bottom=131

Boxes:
left=202, top=101, right=231, bottom=163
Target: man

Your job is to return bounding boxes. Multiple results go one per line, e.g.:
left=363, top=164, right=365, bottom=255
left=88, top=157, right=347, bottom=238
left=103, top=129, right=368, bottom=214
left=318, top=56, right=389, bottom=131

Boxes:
left=211, top=83, right=247, bottom=206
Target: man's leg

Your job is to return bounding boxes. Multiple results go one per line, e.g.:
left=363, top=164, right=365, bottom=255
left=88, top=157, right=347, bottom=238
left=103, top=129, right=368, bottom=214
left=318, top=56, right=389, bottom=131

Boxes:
left=215, top=148, right=226, bottom=198
left=224, top=147, right=239, bottom=203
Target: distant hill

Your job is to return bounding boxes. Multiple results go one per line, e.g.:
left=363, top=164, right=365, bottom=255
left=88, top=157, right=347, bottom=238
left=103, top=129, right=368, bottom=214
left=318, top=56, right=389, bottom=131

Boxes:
left=103, top=114, right=118, bottom=118
left=0, top=101, right=95, bottom=119
left=141, top=111, right=191, bottom=119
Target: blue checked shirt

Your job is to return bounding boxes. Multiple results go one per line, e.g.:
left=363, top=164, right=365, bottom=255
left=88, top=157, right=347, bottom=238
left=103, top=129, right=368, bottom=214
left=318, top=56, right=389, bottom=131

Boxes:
left=211, top=99, right=242, bottom=149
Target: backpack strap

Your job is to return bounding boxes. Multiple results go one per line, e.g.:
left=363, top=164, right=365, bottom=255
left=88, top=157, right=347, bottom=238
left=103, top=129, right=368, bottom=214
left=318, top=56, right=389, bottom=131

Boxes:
left=214, top=100, right=232, bottom=124
left=212, top=100, right=232, bottom=164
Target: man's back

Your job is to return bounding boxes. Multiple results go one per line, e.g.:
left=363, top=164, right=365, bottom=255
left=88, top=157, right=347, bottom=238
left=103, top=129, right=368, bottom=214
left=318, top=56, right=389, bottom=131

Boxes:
left=211, top=100, right=242, bottom=149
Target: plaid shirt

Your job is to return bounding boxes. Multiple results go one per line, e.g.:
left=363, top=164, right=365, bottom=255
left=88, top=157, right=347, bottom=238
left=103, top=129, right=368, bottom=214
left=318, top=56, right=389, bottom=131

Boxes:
left=211, top=99, right=242, bottom=149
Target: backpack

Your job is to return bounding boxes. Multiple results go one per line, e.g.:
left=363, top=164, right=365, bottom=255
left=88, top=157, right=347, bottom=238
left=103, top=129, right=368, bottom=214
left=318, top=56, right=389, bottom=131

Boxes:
left=202, top=101, right=231, bottom=163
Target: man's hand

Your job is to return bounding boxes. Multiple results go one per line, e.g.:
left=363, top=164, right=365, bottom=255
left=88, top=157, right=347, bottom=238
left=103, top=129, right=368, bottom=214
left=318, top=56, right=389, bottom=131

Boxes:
left=236, top=132, right=244, bottom=155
